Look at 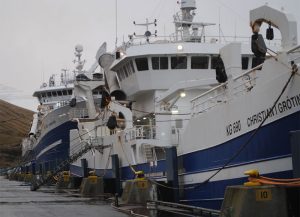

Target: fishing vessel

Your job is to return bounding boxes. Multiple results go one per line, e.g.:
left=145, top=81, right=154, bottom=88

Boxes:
left=68, top=1, right=300, bottom=209
left=25, top=0, right=300, bottom=210
left=21, top=45, right=106, bottom=174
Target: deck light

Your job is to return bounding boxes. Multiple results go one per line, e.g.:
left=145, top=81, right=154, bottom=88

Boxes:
left=180, top=91, right=186, bottom=98
left=177, top=44, right=183, bottom=51
left=171, top=108, right=179, bottom=114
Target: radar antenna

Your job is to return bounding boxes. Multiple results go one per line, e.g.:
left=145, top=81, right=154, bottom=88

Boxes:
left=130, top=18, right=157, bottom=43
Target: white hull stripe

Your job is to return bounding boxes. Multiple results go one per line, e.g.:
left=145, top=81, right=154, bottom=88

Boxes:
left=36, top=139, right=62, bottom=159
left=180, top=156, right=292, bottom=184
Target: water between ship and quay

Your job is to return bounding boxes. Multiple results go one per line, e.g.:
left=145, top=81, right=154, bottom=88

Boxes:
left=0, top=176, right=129, bottom=217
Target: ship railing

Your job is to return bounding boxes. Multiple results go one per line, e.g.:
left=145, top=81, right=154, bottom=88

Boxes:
left=69, top=108, right=89, bottom=119
left=287, top=45, right=300, bottom=65
left=191, top=82, right=227, bottom=115
left=191, top=64, right=262, bottom=115
left=287, top=44, right=300, bottom=54
left=135, top=125, right=157, bottom=140
left=124, top=35, right=281, bottom=48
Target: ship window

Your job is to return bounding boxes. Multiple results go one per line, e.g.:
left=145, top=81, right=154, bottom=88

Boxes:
left=126, top=62, right=132, bottom=75
left=52, top=91, right=57, bottom=97
left=191, top=56, right=209, bottom=69
left=68, top=90, right=72, bottom=95
left=152, top=57, right=169, bottom=70
left=120, top=70, right=125, bottom=80
left=57, top=91, right=62, bottom=96
left=135, top=58, right=149, bottom=71
left=160, top=57, right=168, bottom=69
left=41, top=93, right=46, bottom=97
left=242, top=57, right=249, bottom=70
left=211, top=56, right=220, bottom=69
left=47, top=92, right=51, bottom=97
left=62, top=90, right=67, bottom=95
left=130, top=60, right=135, bottom=73
left=123, top=66, right=128, bottom=77
left=152, top=57, right=159, bottom=70
left=171, top=56, right=187, bottom=69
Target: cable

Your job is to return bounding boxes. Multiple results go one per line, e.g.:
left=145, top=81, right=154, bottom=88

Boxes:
left=249, top=177, right=300, bottom=187
left=117, top=135, right=137, bottom=174
left=194, top=67, right=296, bottom=187
left=145, top=66, right=297, bottom=192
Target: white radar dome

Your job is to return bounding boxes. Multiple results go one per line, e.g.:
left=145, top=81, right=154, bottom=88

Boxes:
left=75, top=44, right=83, bottom=53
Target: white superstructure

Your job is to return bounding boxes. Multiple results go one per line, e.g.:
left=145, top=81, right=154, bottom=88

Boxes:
left=68, top=2, right=299, bottom=209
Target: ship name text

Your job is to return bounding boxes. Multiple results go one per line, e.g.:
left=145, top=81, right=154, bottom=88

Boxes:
left=247, top=93, right=300, bottom=128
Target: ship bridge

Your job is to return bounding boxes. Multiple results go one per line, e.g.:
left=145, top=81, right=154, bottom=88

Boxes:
left=110, top=42, right=253, bottom=98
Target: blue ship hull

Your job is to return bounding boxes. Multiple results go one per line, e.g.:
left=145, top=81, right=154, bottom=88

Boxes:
left=32, top=121, right=78, bottom=173
left=70, top=110, right=300, bottom=209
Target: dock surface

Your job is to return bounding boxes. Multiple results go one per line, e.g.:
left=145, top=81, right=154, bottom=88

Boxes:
left=0, top=176, right=128, bottom=217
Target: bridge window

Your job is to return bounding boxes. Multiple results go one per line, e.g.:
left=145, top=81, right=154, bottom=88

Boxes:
left=152, top=57, right=159, bottom=70
left=242, top=57, right=249, bottom=70
left=52, top=91, right=57, bottom=97
left=68, top=90, right=72, bottom=95
left=171, top=56, right=187, bottom=69
left=120, top=69, right=126, bottom=80
left=126, top=62, right=133, bottom=75
left=123, top=66, right=129, bottom=77
left=135, top=58, right=149, bottom=71
left=47, top=92, right=51, bottom=97
left=151, top=57, right=169, bottom=70
left=57, top=91, right=62, bottom=96
left=160, top=57, right=168, bottom=69
left=62, top=90, right=67, bottom=95
left=211, top=56, right=220, bottom=69
left=191, top=56, right=209, bottom=69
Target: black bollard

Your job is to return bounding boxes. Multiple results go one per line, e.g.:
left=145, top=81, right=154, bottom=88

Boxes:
left=81, top=158, right=88, bottom=178
left=166, top=146, right=179, bottom=203
left=112, top=154, right=121, bottom=195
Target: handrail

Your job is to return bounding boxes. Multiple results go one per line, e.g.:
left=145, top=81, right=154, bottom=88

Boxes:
left=190, top=82, right=227, bottom=103
left=287, top=44, right=300, bottom=54
left=233, top=63, right=263, bottom=81
left=191, top=63, right=263, bottom=104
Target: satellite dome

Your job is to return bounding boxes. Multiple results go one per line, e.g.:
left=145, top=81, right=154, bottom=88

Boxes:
left=75, top=44, right=83, bottom=53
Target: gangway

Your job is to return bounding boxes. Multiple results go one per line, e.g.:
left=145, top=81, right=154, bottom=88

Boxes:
left=30, top=141, right=93, bottom=191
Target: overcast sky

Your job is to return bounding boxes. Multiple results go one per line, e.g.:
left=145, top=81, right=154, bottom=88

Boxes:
left=0, top=0, right=299, bottom=110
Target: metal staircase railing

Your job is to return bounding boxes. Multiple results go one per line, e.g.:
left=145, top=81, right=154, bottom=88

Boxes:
left=30, top=141, right=93, bottom=191
left=142, top=144, right=156, bottom=162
